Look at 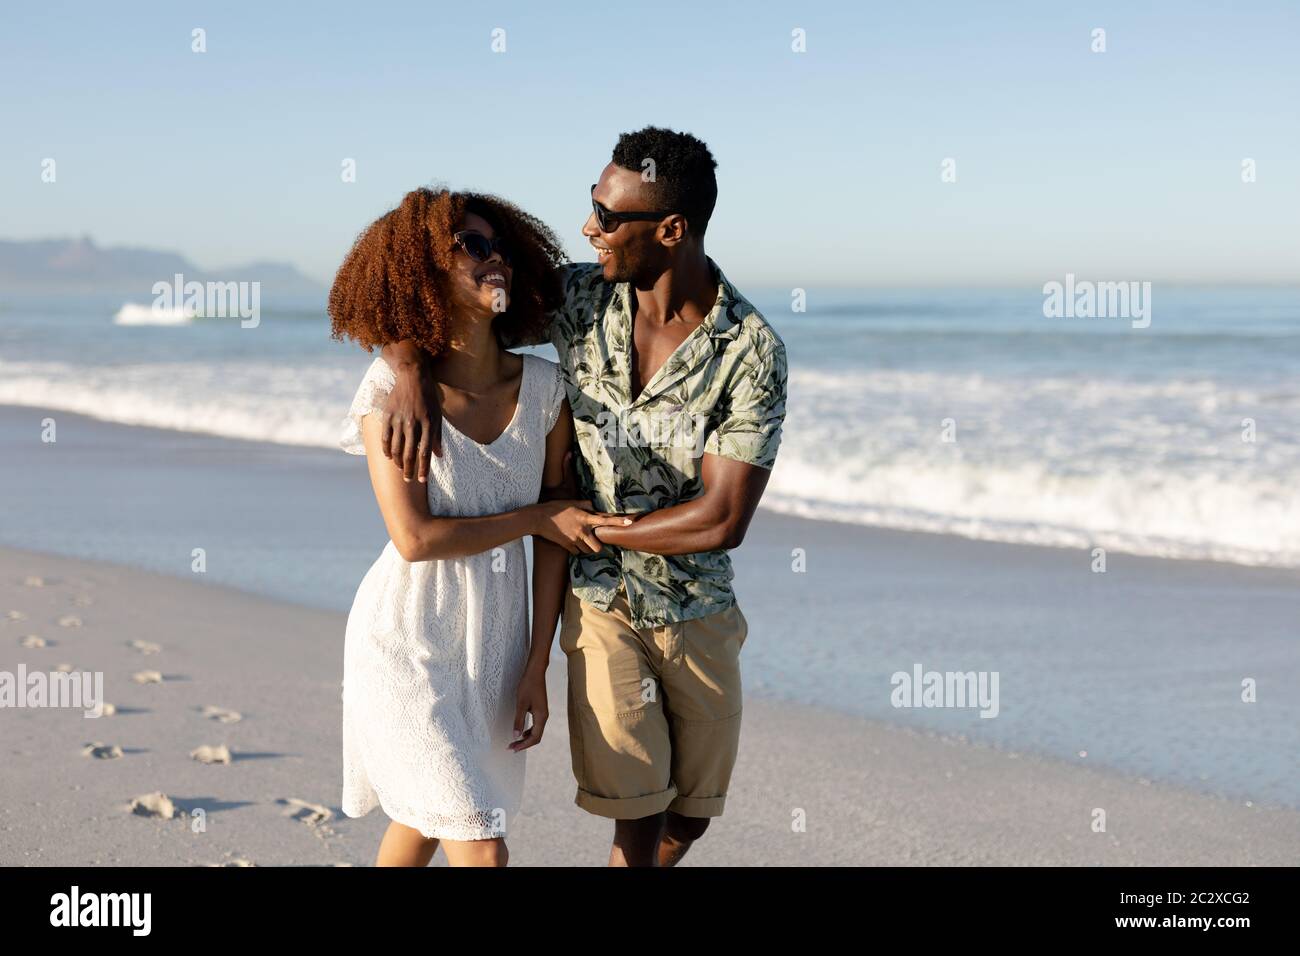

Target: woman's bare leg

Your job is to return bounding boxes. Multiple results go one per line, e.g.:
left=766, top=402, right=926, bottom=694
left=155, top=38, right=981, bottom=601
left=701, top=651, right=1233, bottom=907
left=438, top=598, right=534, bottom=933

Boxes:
left=376, top=820, right=439, bottom=867
left=440, top=837, right=509, bottom=867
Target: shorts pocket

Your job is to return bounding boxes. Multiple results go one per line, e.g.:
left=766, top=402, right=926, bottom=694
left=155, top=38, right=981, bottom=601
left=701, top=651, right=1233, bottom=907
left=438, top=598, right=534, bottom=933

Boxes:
left=558, top=590, right=581, bottom=654
left=732, top=604, right=749, bottom=649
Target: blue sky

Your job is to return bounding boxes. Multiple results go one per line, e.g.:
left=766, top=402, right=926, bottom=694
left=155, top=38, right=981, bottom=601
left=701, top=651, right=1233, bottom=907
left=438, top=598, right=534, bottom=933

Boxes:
left=2, top=0, right=1297, bottom=287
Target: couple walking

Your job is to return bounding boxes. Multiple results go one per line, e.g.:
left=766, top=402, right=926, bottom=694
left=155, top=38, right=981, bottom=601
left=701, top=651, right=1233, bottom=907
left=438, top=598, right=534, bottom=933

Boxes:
left=330, top=126, right=787, bottom=866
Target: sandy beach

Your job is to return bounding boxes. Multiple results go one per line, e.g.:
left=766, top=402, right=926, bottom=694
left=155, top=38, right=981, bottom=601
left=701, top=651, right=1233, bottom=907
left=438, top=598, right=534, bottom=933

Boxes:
left=4, top=548, right=1299, bottom=866
left=2, top=404, right=1298, bottom=866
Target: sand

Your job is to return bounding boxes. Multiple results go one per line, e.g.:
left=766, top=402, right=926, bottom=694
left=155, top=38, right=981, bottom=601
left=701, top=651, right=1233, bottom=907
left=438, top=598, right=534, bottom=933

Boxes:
left=3, top=545, right=1298, bottom=866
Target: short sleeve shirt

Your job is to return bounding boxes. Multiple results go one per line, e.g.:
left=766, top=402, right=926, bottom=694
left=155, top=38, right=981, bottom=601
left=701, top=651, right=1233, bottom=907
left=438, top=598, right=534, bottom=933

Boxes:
left=546, top=259, right=788, bottom=627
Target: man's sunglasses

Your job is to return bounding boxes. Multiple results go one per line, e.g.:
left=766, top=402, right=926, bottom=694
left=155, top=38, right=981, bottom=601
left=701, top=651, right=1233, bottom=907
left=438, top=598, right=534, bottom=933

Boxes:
left=453, top=230, right=511, bottom=265
left=590, top=184, right=674, bottom=233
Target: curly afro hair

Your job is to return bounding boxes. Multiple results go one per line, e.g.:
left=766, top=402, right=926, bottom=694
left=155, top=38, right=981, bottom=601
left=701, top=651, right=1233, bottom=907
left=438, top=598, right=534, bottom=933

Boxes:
left=612, top=126, right=718, bottom=237
left=329, top=187, right=566, bottom=357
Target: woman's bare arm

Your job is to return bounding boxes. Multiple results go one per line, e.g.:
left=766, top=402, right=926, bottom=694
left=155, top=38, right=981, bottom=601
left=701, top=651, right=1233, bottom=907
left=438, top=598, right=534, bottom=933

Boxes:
left=512, top=401, right=577, bottom=752
left=360, top=411, right=625, bottom=561
left=362, top=413, right=538, bottom=561
left=527, top=402, right=576, bottom=669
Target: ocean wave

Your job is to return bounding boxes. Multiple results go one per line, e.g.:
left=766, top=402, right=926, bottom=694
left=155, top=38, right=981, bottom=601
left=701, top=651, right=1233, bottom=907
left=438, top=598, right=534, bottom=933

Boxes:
left=2, top=359, right=1297, bottom=568
left=112, top=302, right=194, bottom=326
left=762, top=459, right=1300, bottom=568
left=0, top=361, right=350, bottom=448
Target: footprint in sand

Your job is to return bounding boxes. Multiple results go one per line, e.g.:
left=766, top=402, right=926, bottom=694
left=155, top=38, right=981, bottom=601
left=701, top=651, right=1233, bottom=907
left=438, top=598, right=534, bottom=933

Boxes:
left=279, top=798, right=333, bottom=827
left=19, top=635, right=47, bottom=648
left=128, top=640, right=162, bottom=655
left=131, top=670, right=163, bottom=685
left=190, top=744, right=232, bottom=765
left=201, top=705, right=242, bottom=724
left=57, top=615, right=82, bottom=628
left=82, top=742, right=123, bottom=760
left=129, top=792, right=176, bottom=819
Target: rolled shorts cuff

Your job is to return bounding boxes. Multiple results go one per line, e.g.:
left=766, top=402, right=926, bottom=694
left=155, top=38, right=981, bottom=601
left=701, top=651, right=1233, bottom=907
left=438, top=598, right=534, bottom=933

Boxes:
left=575, top=784, right=678, bottom=820
left=666, top=793, right=727, bottom=818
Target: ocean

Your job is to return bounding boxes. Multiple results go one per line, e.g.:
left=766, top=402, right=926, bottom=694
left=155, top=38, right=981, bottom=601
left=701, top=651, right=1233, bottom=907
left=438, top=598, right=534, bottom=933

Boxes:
left=3, top=283, right=1298, bottom=568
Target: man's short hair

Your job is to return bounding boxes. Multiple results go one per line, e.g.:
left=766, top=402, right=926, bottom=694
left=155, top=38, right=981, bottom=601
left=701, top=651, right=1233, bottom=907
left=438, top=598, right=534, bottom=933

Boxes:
left=612, top=126, right=718, bottom=237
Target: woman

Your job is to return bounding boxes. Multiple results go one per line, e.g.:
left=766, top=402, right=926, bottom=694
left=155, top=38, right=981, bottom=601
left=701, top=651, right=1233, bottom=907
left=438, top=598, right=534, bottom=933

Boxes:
left=329, top=187, right=626, bottom=867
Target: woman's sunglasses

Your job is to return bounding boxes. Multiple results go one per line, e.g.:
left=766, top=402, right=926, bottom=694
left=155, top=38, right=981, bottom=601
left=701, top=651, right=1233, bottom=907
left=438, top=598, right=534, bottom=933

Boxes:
left=590, top=184, right=674, bottom=233
left=453, top=230, right=511, bottom=265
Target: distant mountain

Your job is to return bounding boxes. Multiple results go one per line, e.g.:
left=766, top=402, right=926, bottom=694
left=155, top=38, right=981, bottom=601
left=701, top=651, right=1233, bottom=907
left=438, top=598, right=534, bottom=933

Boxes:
left=0, top=236, right=326, bottom=307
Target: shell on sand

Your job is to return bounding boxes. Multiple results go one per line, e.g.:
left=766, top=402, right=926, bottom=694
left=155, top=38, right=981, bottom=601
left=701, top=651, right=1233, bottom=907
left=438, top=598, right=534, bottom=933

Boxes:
left=19, top=635, right=46, bottom=648
left=82, top=742, right=123, bottom=760
left=130, top=792, right=176, bottom=819
left=190, top=744, right=232, bottom=765
left=57, top=615, right=83, bottom=628
left=129, top=639, right=162, bottom=655
left=131, top=670, right=163, bottom=684
left=23, top=576, right=45, bottom=587
left=5, top=610, right=27, bottom=621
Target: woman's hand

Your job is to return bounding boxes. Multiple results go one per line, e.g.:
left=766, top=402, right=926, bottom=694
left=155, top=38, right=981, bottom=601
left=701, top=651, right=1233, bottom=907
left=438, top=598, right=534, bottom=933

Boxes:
left=379, top=343, right=442, bottom=482
left=510, top=665, right=549, bottom=753
left=531, top=500, right=633, bottom=555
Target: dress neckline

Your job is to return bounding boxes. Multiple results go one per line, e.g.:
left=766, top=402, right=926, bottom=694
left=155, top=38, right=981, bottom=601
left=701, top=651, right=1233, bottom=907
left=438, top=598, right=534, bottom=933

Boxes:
left=439, top=354, right=529, bottom=450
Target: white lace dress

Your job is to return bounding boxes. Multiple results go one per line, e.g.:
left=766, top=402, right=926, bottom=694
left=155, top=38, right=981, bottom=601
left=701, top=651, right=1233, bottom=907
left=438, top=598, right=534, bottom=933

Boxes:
left=338, top=352, right=565, bottom=841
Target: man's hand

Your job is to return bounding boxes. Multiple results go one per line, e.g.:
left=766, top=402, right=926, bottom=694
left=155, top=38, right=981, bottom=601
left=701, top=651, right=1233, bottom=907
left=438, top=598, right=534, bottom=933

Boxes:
left=532, top=499, right=633, bottom=555
left=380, top=342, right=442, bottom=482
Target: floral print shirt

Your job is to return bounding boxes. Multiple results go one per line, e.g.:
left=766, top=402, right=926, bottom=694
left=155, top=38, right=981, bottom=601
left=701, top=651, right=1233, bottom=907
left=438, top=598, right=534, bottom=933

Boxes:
left=523, top=259, right=788, bottom=627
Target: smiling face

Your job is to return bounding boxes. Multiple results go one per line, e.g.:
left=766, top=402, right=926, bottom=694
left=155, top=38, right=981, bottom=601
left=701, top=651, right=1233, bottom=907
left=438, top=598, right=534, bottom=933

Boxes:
left=582, top=162, right=673, bottom=284
left=446, top=210, right=512, bottom=319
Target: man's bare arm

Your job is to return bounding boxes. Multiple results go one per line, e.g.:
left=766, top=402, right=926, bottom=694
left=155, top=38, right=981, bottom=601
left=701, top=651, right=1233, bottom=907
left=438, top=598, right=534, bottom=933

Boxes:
left=379, top=303, right=558, bottom=482
left=377, top=341, right=442, bottom=482
left=592, top=454, right=771, bottom=555
left=361, top=410, right=625, bottom=558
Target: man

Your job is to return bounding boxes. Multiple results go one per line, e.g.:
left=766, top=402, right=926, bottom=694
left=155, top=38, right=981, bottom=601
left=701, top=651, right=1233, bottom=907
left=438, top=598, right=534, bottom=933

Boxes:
left=379, top=127, right=787, bottom=866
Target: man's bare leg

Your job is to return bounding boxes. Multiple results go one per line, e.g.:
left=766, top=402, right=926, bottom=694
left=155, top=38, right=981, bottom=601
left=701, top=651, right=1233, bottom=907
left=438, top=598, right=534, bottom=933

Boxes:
left=656, top=812, right=710, bottom=867
left=609, top=814, right=665, bottom=867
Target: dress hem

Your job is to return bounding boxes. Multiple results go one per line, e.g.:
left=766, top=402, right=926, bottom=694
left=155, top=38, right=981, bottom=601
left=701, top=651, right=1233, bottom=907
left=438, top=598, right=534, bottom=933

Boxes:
left=343, top=794, right=512, bottom=842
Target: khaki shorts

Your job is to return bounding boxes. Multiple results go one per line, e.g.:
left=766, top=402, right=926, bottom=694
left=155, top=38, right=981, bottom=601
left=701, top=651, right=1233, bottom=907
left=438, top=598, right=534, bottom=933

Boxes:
left=558, top=585, right=749, bottom=819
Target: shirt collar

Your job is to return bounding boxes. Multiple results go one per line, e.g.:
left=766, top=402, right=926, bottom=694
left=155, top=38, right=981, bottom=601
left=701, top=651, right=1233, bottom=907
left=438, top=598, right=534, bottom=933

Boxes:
left=701, top=257, right=746, bottom=341
left=615, top=257, right=747, bottom=408
left=613, top=257, right=746, bottom=339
